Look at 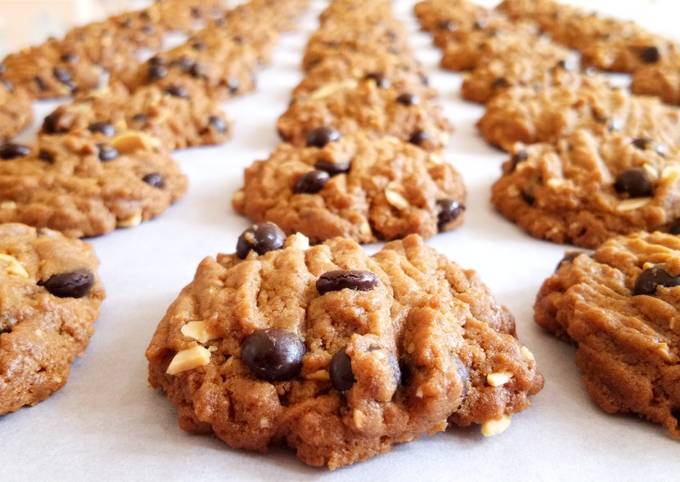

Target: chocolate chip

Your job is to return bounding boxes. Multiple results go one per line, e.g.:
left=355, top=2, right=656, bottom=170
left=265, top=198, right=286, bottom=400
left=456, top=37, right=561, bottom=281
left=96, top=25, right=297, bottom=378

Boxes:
left=555, top=251, right=582, bottom=271
left=293, top=170, right=329, bottom=194
left=39, top=269, right=94, bottom=298
left=306, top=127, right=341, bottom=148
left=614, top=168, right=653, bottom=198
left=408, top=129, right=429, bottom=146
left=227, top=78, right=240, bottom=95
left=438, top=19, right=456, bottom=31
left=633, top=266, right=680, bottom=295
left=236, top=222, right=286, bottom=259
left=142, top=172, right=164, bottom=188
left=53, top=67, right=72, bottom=85
left=398, top=359, right=412, bottom=386
left=521, top=191, right=535, bottom=205
left=208, top=115, right=226, bottom=133
left=316, top=270, right=379, bottom=295
left=34, top=76, right=48, bottom=91
left=396, top=93, right=418, bottom=106
left=38, top=149, right=55, bottom=163
left=97, top=144, right=118, bottom=161
left=437, top=199, right=465, bottom=231
left=60, top=52, right=78, bottom=63
left=632, top=137, right=652, bottom=150
left=241, top=328, right=306, bottom=382
left=42, top=112, right=66, bottom=134
left=640, top=46, right=661, bottom=64
left=314, top=159, right=350, bottom=176
left=149, top=56, right=164, bottom=66
left=88, top=121, right=115, bottom=137
left=165, top=84, right=189, bottom=98
left=363, top=72, right=390, bottom=88
left=330, top=349, right=355, bottom=391
left=189, top=63, right=204, bottom=78
left=669, top=220, right=680, bottom=235
left=148, top=63, right=167, bottom=81
left=0, top=143, right=30, bottom=159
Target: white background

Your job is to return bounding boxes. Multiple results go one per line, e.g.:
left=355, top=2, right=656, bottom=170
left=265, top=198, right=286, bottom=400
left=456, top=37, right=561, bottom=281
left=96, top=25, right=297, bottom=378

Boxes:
left=2, top=1, right=680, bottom=481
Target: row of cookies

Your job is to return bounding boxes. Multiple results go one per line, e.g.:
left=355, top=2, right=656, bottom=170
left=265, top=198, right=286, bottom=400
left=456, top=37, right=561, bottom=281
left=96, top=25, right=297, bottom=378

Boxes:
left=0, top=0, right=310, bottom=238
left=145, top=0, right=544, bottom=470
left=417, top=0, right=680, bottom=440
left=233, top=0, right=466, bottom=243
left=0, top=0, right=311, bottom=414
left=416, top=0, right=680, bottom=248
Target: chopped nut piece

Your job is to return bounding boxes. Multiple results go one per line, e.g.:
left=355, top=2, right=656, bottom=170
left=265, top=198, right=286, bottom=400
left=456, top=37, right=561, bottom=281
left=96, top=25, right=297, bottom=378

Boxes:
left=487, top=371, right=513, bottom=387
left=304, top=369, right=330, bottom=381
left=352, top=409, right=366, bottom=429
left=285, top=233, right=310, bottom=250
left=309, top=80, right=357, bottom=100
left=385, top=185, right=410, bottom=210
left=0, top=201, right=16, bottom=210
left=0, top=253, right=29, bottom=278
left=117, top=210, right=143, bottom=228
left=616, top=198, right=651, bottom=212
left=180, top=321, right=220, bottom=344
left=481, top=414, right=512, bottom=437
left=520, top=346, right=535, bottom=362
left=111, top=131, right=159, bottom=153
left=166, top=345, right=211, bottom=375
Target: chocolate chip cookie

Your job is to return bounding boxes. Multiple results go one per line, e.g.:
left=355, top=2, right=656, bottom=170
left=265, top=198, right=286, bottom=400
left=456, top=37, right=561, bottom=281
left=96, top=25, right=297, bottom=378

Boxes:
left=491, top=129, right=680, bottom=248
left=0, top=130, right=187, bottom=238
left=146, top=229, right=543, bottom=469
left=535, top=231, right=680, bottom=438
left=277, top=80, right=452, bottom=151
left=41, top=82, right=232, bottom=150
left=497, top=0, right=673, bottom=73
left=478, top=77, right=680, bottom=151
left=233, top=133, right=466, bottom=243
left=0, top=80, right=32, bottom=141
left=0, top=223, right=104, bottom=414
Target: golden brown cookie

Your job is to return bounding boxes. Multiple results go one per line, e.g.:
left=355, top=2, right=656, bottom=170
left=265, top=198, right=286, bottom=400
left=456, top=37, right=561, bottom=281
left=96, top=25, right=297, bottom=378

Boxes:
left=0, top=131, right=187, bottom=238
left=491, top=129, right=680, bottom=248
left=0, top=223, right=104, bottom=414
left=233, top=133, right=466, bottom=243
left=535, top=231, right=680, bottom=438
left=146, top=230, right=543, bottom=469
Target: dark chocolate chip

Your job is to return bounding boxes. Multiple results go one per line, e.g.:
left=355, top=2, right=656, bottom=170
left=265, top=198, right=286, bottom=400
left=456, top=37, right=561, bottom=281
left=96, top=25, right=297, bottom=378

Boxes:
left=0, top=143, right=30, bottom=159
left=632, top=137, right=652, bottom=150
left=293, top=170, right=329, bottom=194
left=208, top=115, right=226, bottom=133
left=236, top=222, right=286, bottom=259
left=521, top=191, right=535, bottom=205
left=640, top=46, right=661, bottom=64
left=614, top=168, right=654, bottom=198
left=39, top=269, right=94, bottom=298
left=329, top=349, right=355, bottom=391
left=142, top=172, right=164, bottom=188
left=148, top=63, right=168, bottom=81
left=669, top=220, right=680, bottom=235
left=398, top=359, right=412, bottom=386
left=555, top=251, right=582, bottom=271
left=165, top=84, right=189, bottom=98
left=305, top=127, right=341, bottom=148
left=88, top=121, right=115, bottom=137
left=316, top=270, right=379, bottom=295
left=149, top=55, right=164, bottom=66
left=53, top=67, right=72, bottom=85
left=42, top=112, right=66, bottom=134
left=633, top=266, right=680, bottom=295
left=396, top=92, right=418, bottom=106
left=189, top=63, right=204, bottom=78
left=241, top=328, right=306, bottom=382
left=437, top=199, right=465, bottom=231
left=97, top=144, right=119, bottom=161
left=363, top=72, right=390, bottom=88
left=314, top=159, right=351, bottom=176
left=38, top=149, right=54, bottom=163
left=408, top=129, right=429, bottom=146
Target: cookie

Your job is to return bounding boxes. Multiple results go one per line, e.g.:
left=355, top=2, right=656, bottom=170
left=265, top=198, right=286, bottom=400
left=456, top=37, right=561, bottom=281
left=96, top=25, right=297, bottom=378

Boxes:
left=233, top=133, right=465, bottom=243
left=497, top=0, right=672, bottom=73
left=478, top=77, right=680, bottom=151
left=277, top=79, right=452, bottom=151
left=414, top=0, right=492, bottom=38
left=292, top=51, right=429, bottom=100
left=0, top=222, right=104, bottom=414
left=535, top=231, right=680, bottom=437
left=146, top=230, right=543, bottom=469
left=491, top=129, right=680, bottom=248
left=0, top=130, right=187, bottom=238
left=0, top=80, right=32, bottom=141
left=41, top=82, right=232, bottom=150
left=459, top=38, right=575, bottom=104
left=631, top=48, right=680, bottom=105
